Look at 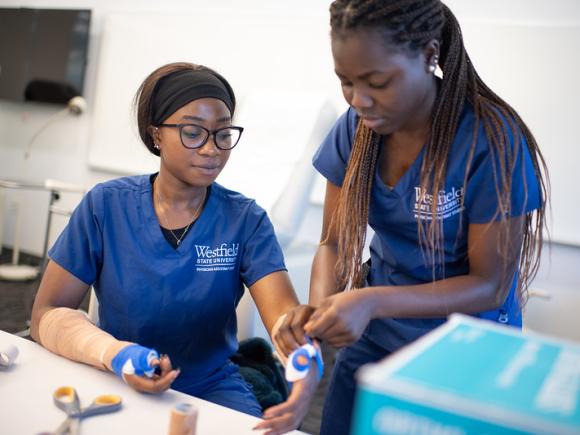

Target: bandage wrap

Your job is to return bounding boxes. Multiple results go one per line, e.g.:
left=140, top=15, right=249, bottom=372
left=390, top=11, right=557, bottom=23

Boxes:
left=38, top=307, right=133, bottom=371
left=285, top=338, right=324, bottom=382
left=111, top=344, right=159, bottom=379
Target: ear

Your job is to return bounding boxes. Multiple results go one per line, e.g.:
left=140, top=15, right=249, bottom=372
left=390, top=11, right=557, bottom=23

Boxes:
left=147, top=125, right=161, bottom=148
left=422, top=39, right=441, bottom=74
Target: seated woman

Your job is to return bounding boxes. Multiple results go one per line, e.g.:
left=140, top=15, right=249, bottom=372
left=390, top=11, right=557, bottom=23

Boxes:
left=30, top=62, right=317, bottom=433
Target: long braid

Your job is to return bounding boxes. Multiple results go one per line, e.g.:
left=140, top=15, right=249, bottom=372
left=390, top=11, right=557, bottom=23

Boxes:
left=329, top=0, right=549, bottom=305
left=329, top=123, right=380, bottom=290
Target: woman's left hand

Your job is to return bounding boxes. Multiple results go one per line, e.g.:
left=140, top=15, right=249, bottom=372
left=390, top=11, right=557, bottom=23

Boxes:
left=304, top=289, right=374, bottom=348
left=253, top=361, right=319, bottom=434
left=272, top=304, right=316, bottom=360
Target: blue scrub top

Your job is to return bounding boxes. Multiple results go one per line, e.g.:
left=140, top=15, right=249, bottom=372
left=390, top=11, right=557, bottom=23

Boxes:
left=49, top=175, right=286, bottom=381
left=313, top=105, right=541, bottom=353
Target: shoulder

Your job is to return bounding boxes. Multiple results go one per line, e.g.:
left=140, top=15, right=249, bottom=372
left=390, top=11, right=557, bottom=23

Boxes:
left=318, top=106, right=358, bottom=154
left=313, top=106, right=358, bottom=186
left=211, top=182, right=267, bottom=217
left=449, top=103, right=528, bottom=166
left=87, top=175, right=149, bottom=200
left=79, top=175, right=149, bottom=214
left=94, top=174, right=149, bottom=194
left=456, top=103, right=525, bottom=151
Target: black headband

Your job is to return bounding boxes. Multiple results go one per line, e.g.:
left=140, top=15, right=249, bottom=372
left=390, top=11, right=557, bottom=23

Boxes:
left=151, top=69, right=234, bottom=125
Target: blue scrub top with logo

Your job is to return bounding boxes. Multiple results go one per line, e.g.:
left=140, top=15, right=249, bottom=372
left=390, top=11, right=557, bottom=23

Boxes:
left=313, top=105, right=541, bottom=353
left=49, top=175, right=286, bottom=381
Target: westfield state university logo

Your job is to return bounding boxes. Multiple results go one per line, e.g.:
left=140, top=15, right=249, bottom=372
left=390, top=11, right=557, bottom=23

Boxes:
left=413, top=186, right=464, bottom=220
left=195, top=243, right=239, bottom=272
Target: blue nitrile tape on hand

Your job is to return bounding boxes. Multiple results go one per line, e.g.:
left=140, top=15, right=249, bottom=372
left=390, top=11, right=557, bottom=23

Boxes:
left=285, top=337, right=324, bottom=382
left=111, top=344, right=159, bottom=379
left=305, top=337, right=324, bottom=380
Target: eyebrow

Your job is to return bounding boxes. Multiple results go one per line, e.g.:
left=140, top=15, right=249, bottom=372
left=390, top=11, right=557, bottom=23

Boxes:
left=335, top=70, right=387, bottom=80
left=181, top=115, right=232, bottom=123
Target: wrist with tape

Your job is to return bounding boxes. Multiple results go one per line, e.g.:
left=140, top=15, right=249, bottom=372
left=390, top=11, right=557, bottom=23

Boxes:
left=111, top=344, right=159, bottom=380
left=285, top=337, right=324, bottom=382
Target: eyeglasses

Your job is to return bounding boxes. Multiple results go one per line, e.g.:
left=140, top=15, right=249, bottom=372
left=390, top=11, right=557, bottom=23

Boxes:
left=157, top=123, right=244, bottom=150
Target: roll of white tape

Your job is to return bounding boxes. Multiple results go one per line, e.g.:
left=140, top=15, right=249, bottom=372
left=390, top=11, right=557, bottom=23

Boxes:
left=0, top=344, right=18, bottom=368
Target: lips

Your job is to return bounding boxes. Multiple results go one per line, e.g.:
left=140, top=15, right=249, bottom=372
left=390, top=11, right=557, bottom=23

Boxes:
left=360, top=116, right=385, bottom=130
left=193, top=164, right=220, bottom=176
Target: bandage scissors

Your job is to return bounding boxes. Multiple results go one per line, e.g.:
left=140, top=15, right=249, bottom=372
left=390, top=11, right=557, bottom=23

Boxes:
left=52, top=386, right=122, bottom=435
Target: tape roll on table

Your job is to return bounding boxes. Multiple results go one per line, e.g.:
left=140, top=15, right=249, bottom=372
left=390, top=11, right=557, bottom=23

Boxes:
left=168, top=402, right=197, bottom=435
left=0, top=344, right=18, bottom=368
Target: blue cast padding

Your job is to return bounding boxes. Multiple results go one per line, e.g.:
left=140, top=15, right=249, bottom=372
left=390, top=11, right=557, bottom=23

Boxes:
left=111, top=344, right=159, bottom=378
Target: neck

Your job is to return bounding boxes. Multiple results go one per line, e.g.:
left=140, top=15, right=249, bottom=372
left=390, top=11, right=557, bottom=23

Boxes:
left=155, top=169, right=206, bottom=211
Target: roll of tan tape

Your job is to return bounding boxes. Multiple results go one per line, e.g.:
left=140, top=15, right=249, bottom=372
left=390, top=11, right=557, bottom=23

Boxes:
left=0, top=344, right=18, bottom=368
left=168, top=402, right=197, bottom=435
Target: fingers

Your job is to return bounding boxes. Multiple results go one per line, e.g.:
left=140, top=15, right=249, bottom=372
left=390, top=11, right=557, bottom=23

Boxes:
left=254, top=399, right=304, bottom=434
left=157, top=354, right=174, bottom=376
left=274, top=305, right=315, bottom=357
left=254, top=413, right=296, bottom=435
left=254, top=371, right=317, bottom=434
left=262, top=399, right=298, bottom=420
left=254, top=411, right=298, bottom=435
left=124, top=366, right=180, bottom=394
left=304, top=306, right=335, bottom=339
left=289, top=306, right=314, bottom=345
left=306, top=313, right=359, bottom=348
left=275, top=310, right=300, bottom=357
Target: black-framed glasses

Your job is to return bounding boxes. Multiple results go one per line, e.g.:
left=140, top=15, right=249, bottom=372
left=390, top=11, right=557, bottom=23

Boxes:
left=157, top=123, right=244, bottom=150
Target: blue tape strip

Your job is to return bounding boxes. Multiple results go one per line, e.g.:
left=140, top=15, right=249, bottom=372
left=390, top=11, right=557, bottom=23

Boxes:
left=305, top=337, right=324, bottom=380
left=111, top=344, right=159, bottom=378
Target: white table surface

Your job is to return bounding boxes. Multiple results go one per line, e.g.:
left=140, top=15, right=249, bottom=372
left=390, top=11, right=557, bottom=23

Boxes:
left=0, top=330, right=305, bottom=434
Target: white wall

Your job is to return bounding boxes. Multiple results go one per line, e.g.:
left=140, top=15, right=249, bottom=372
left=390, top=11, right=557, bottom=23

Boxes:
left=0, top=0, right=344, bottom=256
left=1, top=0, right=579, bottom=256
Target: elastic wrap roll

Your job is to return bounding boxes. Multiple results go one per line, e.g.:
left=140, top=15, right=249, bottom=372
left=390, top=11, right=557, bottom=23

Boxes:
left=168, top=402, right=198, bottom=435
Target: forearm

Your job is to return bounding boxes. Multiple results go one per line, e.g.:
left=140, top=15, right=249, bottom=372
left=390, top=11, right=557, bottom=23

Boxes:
left=309, top=244, right=341, bottom=306
left=37, top=307, right=133, bottom=371
left=365, top=273, right=503, bottom=320
left=249, top=270, right=299, bottom=338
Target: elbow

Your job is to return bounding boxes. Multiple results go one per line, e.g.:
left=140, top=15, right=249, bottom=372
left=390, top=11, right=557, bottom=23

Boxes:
left=29, top=312, right=41, bottom=343
left=29, top=303, right=49, bottom=344
left=490, top=291, right=507, bottom=311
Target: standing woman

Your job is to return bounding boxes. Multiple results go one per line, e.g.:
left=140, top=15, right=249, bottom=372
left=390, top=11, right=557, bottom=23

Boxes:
left=274, top=1, right=548, bottom=434
left=30, top=62, right=317, bottom=433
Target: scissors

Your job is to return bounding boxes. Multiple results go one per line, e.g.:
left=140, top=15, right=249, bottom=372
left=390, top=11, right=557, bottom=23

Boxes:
left=52, top=386, right=122, bottom=435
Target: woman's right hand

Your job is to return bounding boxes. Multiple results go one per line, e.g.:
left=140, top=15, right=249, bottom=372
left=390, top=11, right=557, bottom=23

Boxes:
left=112, top=345, right=180, bottom=393
left=272, top=305, right=316, bottom=359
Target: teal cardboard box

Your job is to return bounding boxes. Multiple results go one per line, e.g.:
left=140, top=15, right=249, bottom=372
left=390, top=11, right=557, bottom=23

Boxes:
left=352, top=314, right=580, bottom=434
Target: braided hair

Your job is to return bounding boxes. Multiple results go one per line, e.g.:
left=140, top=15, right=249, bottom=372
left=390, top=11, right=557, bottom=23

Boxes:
left=328, top=0, right=549, bottom=305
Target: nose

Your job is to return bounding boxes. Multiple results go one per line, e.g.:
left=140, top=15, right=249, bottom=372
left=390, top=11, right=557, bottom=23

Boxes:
left=197, top=135, right=220, bottom=156
left=349, top=87, right=373, bottom=111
